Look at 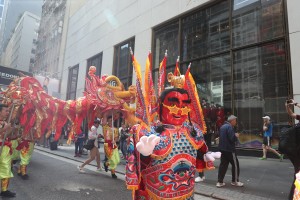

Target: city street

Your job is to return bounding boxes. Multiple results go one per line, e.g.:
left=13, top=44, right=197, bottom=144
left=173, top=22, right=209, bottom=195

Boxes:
left=8, top=151, right=132, bottom=200
left=32, top=144, right=295, bottom=200
left=6, top=150, right=216, bottom=200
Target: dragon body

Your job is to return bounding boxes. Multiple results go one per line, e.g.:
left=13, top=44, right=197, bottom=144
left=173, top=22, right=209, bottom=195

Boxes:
left=1, top=66, right=136, bottom=141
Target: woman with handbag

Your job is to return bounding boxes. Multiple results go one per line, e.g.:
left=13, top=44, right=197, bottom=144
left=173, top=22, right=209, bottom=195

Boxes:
left=77, top=119, right=102, bottom=172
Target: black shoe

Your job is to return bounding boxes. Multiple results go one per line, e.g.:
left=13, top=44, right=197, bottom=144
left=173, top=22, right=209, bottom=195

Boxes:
left=17, top=172, right=21, bottom=176
left=12, top=160, right=18, bottom=165
left=103, top=163, right=108, bottom=172
left=0, top=190, right=16, bottom=197
left=111, top=174, right=117, bottom=179
left=21, top=174, right=29, bottom=180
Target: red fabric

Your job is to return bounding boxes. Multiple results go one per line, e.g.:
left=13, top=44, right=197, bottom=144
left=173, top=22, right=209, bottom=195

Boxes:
left=16, top=140, right=30, bottom=151
left=0, top=141, right=12, bottom=155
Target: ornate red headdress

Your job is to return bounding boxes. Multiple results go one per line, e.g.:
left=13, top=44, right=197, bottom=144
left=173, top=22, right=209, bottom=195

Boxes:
left=131, top=49, right=206, bottom=133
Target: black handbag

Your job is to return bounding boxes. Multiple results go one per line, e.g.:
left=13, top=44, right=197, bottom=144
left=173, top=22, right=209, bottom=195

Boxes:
left=83, top=139, right=95, bottom=150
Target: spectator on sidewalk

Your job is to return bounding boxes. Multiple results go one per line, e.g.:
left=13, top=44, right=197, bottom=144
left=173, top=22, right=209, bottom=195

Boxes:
left=119, top=123, right=129, bottom=159
left=285, top=99, right=300, bottom=200
left=77, top=120, right=102, bottom=172
left=74, top=127, right=85, bottom=157
left=216, top=115, right=243, bottom=188
left=259, top=116, right=283, bottom=161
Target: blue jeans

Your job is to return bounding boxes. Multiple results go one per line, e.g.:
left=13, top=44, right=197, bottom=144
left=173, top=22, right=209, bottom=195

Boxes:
left=75, top=138, right=84, bottom=154
left=119, top=139, right=127, bottom=157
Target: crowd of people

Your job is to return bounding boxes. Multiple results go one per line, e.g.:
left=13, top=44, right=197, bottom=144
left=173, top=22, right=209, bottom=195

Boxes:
left=1, top=97, right=300, bottom=199
left=0, top=104, right=36, bottom=198
left=75, top=117, right=130, bottom=179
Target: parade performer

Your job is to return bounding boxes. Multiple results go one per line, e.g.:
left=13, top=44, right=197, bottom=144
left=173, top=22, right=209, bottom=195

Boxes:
left=0, top=104, right=16, bottom=198
left=9, top=118, right=22, bottom=168
left=126, top=52, right=220, bottom=199
left=102, top=115, right=120, bottom=178
left=16, top=129, right=35, bottom=180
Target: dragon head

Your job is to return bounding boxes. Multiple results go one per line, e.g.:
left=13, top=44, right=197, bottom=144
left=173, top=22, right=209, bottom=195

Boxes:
left=84, top=66, right=137, bottom=125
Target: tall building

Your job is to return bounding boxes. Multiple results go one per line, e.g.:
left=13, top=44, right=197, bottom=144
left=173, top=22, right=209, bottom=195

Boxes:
left=34, top=0, right=67, bottom=78
left=0, top=0, right=42, bottom=62
left=0, top=0, right=4, bottom=27
left=58, top=0, right=297, bottom=151
left=2, top=11, right=40, bottom=72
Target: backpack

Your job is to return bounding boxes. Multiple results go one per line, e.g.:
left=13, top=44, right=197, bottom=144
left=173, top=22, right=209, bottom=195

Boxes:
left=279, top=126, right=300, bottom=157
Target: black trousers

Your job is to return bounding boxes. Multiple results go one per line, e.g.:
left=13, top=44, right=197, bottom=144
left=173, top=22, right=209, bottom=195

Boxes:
left=218, top=151, right=240, bottom=183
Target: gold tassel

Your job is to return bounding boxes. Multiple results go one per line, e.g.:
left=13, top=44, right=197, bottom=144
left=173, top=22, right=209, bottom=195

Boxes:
left=21, top=165, right=26, bottom=175
left=1, top=178, right=9, bottom=192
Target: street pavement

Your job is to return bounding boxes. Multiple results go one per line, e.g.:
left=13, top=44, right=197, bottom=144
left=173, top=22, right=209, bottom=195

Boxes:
left=7, top=151, right=132, bottom=200
left=30, top=143, right=294, bottom=200
left=5, top=148, right=216, bottom=200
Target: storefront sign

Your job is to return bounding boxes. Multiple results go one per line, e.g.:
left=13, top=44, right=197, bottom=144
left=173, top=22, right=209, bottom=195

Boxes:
left=0, top=65, right=32, bottom=86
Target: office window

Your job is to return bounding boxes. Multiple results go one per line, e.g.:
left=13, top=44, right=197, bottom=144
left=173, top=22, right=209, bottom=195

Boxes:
left=153, top=21, right=179, bottom=68
left=233, top=41, right=288, bottom=148
left=152, top=0, right=289, bottom=149
left=182, top=1, right=230, bottom=61
left=86, top=52, right=102, bottom=77
left=113, top=38, right=135, bottom=89
left=66, top=64, right=79, bottom=100
left=232, top=0, right=284, bottom=47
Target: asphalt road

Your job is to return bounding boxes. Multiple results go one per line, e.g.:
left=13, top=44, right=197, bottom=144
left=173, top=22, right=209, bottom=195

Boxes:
left=6, top=151, right=131, bottom=200
left=5, top=151, right=216, bottom=200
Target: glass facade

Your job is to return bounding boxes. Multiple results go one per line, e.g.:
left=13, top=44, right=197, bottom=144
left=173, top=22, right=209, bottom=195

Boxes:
left=153, top=0, right=289, bottom=149
left=66, top=64, right=79, bottom=100
left=113, top=38, right=135, bottom=89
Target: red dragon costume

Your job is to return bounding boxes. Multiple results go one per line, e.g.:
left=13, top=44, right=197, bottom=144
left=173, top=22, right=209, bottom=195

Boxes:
left=1, top=67, right=137, bottom=142
left=126, top=52, right=220, bottom=200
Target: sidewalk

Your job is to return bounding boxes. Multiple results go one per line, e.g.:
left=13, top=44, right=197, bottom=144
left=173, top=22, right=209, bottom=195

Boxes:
left=34, top=144, right=294, bottom=200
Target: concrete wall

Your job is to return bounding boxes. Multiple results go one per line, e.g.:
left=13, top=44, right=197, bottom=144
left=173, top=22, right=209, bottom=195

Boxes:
left=61, top=0, right=211, bottom=99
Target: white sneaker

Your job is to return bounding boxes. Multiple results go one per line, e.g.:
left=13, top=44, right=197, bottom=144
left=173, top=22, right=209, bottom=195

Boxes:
left=231, top=181, right=244, bottom=187
left=216, top=182, right=225, bottom=187
left=195, top=176, right=206, bottom=182
left=77, top=166, right=85, bottom=173
left=96, top=167, right=102, bottom=172
left=195, top=177, right=204, bottom=182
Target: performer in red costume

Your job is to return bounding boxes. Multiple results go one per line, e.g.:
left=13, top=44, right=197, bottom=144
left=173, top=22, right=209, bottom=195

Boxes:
left=0, top=104, right=15, bottom=198
left=126, top=53, right=220, bottom=200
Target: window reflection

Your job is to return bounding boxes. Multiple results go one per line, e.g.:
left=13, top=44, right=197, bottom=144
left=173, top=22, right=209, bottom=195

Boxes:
left=233, top=41, right=288, bottom=148
left=114, top=38, right=134, bottom=89
left=233, top=0, right=259, bottom=10
left=152, top=0, right=288, bottom=149
left=67, top=64, right=79, bottom=100
left=182, top=1, right=229, bottom=61
left=189, top=54, right=231, bottom=145
left=154, top=21, right=179, bottom=67
left=232, top=0, right=284, bottom=47
left=261, top=0, right=284, bottom=41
